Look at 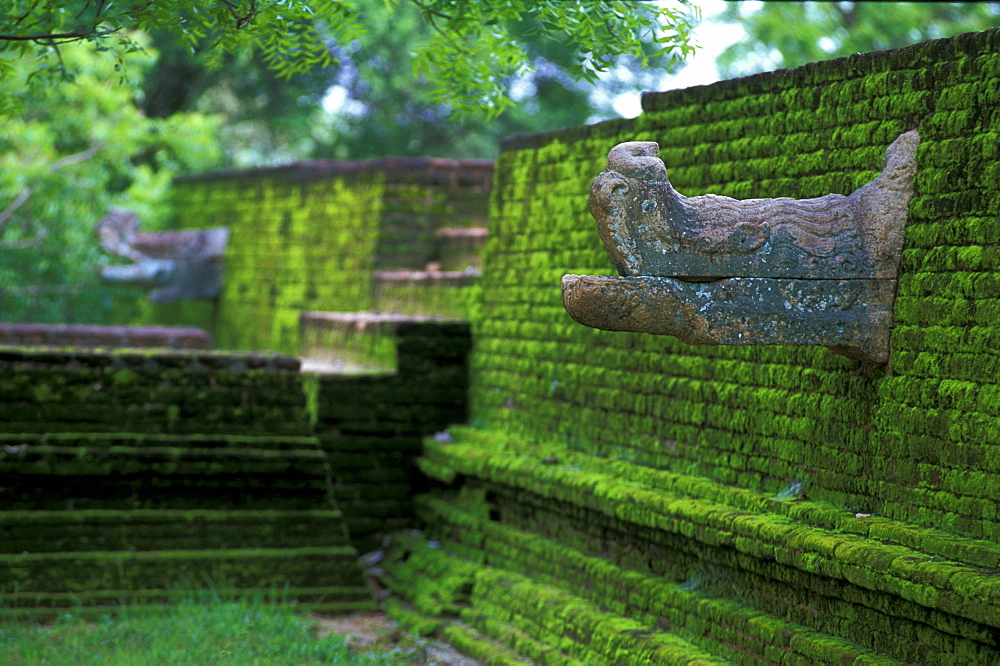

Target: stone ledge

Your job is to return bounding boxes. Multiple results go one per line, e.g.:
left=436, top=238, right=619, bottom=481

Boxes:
left=0, top=323, right=212, bottom=349
left=0, top=586, right=375, bottom=618
left=562, top=274, right=895, bottom=364
left=374, top=269, right=481, bottom=284
left=0, top=508, right=343, bottom=526
left=0, top=345, right=300, bottom=372
left=174, top=156, right=494, bottom=187
left=0, top=433, right=320, bottom=447
left=437, top=227, right=488, bottom=239
left=0, top=509, right=350, bottom=553
left=0, top=548, right=371, bottom=615
left=300, top=311, right=471, bottom=374
left=383, top=528, right=885, bottom=663
left=301, top=311, right=463, bottom=329
left=420, top=427, right=1000, bottom=632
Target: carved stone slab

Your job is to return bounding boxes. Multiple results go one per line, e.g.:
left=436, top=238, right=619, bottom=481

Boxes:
left=588, top=131, right=918, bottom=280
left=563, top=274, right=894, bottom=363
left=562, top=131, right=919, bottom=364
left=96, top=208, right=228, bottom=303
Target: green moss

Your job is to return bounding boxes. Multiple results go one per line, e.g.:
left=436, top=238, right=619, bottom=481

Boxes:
left=441, top=623, right=536, bottom=665
left=0, top=512, right=352, bottom=554
left=0, top=547, right=364, bottom=599
left=59, top=25, right=1000, bottom=664
left=30, top=384, right=59, bottom=403
left=413, top=482, right=1000, bottom=662
left=420, top=428, right=1000, bottom=634
left=154, top=175, right=386, bottom=354
left=155, top=162, right=491, bottom=355
left=382, top=597, right=444, bottom=637
left=464, top=28, right=1000, bottom=566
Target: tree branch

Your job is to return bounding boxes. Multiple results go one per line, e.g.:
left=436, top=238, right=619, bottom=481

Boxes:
left=0, top=30, right=93, bottom=42
left=0, top=190, right=33, bottom=230
left=410, top=0, right=454, bottom=22
left=0, top=144, right=104, bottom=238
left=409, top=1, right=470, bottom=58
left=0, top=232, right=46, bottom=249
left=48, top=144, right=103, bottom=171
left=1, top=0, right=151, bottom=45
left=217, top=0, right=258, bottom=29
left=76, top=0, right=97, bottom=19
left=834, top=2, right=857, bottom=29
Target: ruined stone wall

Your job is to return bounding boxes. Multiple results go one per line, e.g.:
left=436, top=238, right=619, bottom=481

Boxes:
left=158, top=158, right=491, bottom=354
left=387, top=29, right=1000, bottom=663
left=0, top=345, right=371, bottom=616
left=0, top=319, right=472, bottom=617
left=311, top=320, right=471, bottom=554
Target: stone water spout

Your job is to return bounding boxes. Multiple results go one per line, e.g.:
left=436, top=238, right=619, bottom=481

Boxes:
left=562, top=131, right=919, bottom=364
left=96, top=208, right=228, bottom=303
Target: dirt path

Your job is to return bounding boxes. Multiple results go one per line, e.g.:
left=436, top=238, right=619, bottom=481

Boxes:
left=311, top=612, right=480, bottom=665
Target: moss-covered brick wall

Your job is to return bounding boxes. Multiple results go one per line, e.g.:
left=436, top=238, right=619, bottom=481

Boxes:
left=158, top=158, right=492, bottom=355
left=0, top=319, right=474, bottom=617
left=0, top=346, right=310, bottom=436
left=385, top=28, right=1000, bottom=663
left=475, top=28, right=1000, bottom=540
left=0, top=345, right=372, bottom=615
left=310, top=319, right=471, bottom=553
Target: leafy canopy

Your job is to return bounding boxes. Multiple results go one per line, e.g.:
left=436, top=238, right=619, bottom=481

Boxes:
left=1, top=0, right=697, bottom=116
left=0, top=35, right=222, bottom=323
left=0, top=1, right=697, bottom=322
left=716, top=1, right=1000, bottom=79
left=140, top=0, right=691, bottom=165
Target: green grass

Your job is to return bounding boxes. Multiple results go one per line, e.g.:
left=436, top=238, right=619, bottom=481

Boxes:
left=0, top=590, right=413, bottom=665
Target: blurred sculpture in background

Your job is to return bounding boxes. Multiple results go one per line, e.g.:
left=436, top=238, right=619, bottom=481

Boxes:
left=96, top=208, right=228, bottom=303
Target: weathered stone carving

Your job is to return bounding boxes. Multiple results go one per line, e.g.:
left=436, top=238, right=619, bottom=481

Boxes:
left=563, top=131, right=919, bottom=364
left=96, top=208, right=228, bottom=303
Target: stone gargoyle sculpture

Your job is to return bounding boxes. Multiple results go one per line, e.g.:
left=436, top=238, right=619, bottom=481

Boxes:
left=96, top=208, right=228, bottom=303
left=562, top=131, right=919, bottom=364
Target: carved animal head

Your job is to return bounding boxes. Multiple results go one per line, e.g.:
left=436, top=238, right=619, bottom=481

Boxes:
left=96, top=208, right=143, bottom=262
left=606, top=142, right=666, bottom=181
left=588, top=171, right=638, bottom=276
left=589, top=142, right=671, bottom=276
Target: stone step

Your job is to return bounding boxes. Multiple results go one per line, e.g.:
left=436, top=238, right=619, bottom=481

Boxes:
left=0, top=433, right=332, bottom=510
left=376, top=225, right=488, bottom=274
left=373, top=268, right=481, bottom=285
left=381, top=533, right=730, bottom=664
left=434, top=226, right=488, bottom=273
left=405, top=426, right=1000, bottom=663
left=0, top=442, right=328, bottom=477
left=0, top=509, right=351, bottom=553
left=0, top=324, right=212, bottom=349
left=372, top=270, right=480, bottom=317
left=0, top=588, right=375, bottom=619
left=0, top=547, right=366, bottom=601
left=0, top=432, right=322, bottom=451
left=299, top=311, right=467, bottom=373
left=0, top=345, right=310, bottom=437
left=437, top=227, right=488, bottom=240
